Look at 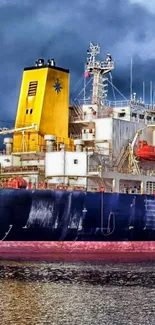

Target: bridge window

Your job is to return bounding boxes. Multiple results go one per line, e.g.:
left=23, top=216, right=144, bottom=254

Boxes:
left=132, top=113, right=137, bottom=118
left=146, top=181, right=155, bottom=194
left=118, top=112, right=126, bottom=117
left=74, top=159, right=78, bottom=164
left=146, top=116, right=151, bottom=121
left=139, top=114, right=144, bottom=119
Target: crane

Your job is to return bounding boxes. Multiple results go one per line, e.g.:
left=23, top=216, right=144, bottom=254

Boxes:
left=0, top=123, right=39, bottom=152
left=130, top=125, right=155, bottom=154
left=116, top=125, right=155, bottom=175
left=0, top=123, right=38, bottom=135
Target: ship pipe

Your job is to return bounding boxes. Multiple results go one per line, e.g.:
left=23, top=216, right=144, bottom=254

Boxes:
left=100, top=192, right=115, bottom=236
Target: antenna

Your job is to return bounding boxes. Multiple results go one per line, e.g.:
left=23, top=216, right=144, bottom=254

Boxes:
left=143, top=81, right=145, bottom=103
left=130, top=57, right=133, bottom=100
left=153, top=87, right=155, bottom=109
left=85, top=42, right=114, bottom=106
left=150, top=81, right=153, bottom=108
left=83, top=64, right=86, bottom=104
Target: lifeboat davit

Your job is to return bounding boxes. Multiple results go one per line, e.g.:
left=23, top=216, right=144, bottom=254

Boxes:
left=135, top=140, right=155, bottom=160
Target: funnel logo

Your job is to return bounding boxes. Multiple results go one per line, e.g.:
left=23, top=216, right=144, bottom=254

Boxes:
left=53, top=78, right=62, bottom=93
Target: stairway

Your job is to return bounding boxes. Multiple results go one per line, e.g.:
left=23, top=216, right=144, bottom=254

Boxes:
left=115, top=145, right=140, bottom=175
left=88, top=176, right=112, bottom=192
left=73, top=100, right=83, bottom=119
left=129, top=153, right=140, bottom=175
left=115, top=146, right=128, bottom=172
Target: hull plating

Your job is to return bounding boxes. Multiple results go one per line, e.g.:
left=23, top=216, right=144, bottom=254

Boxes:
left=0, top=189, right=155, bottom=242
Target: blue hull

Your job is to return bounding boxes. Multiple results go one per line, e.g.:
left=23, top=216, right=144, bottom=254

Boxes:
left=0, top=189, right=155, bottom=241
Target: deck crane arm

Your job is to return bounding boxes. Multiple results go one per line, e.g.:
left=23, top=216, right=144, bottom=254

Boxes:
left=130, top=131, right=140, bottom=151
left=130, top=125, right=155, bottom=153
left=0, top=123, right=38, bottom=135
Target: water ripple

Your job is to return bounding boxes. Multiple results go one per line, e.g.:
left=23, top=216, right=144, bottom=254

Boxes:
left=0, top=261, right=155, bottom=325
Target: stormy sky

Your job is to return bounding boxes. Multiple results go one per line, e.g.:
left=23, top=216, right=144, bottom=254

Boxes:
left=0, top=0, right=155, bottom=127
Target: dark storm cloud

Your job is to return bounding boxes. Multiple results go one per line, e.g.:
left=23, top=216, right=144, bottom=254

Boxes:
left=0, top=0, right=155, bottom=124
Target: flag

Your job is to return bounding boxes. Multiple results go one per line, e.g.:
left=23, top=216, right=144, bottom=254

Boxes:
left=84, top=71, right=90, bottom=78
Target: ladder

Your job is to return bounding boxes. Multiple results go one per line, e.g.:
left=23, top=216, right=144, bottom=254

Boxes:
left=73, top=100, right=83, bottom=119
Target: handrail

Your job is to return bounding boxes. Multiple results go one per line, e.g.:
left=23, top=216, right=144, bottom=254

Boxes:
left=1, top=166, right=45, bottom=173
left=70, top=112, right=113, bottom=122
left=70, top=112, right=155, bottom=124
left=87, top=165, right=155, bottom=176
left=77, top=98, right=155, bottom=111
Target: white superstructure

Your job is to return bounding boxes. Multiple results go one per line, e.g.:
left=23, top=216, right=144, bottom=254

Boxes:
left=1, top=43, right=155, bottom=195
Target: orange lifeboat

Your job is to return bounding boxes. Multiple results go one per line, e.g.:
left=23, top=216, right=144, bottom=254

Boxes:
left=135, top=141, right=155, bottom=161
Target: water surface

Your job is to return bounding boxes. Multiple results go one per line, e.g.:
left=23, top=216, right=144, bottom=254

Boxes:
left=0, top=261, right=155, bottom=325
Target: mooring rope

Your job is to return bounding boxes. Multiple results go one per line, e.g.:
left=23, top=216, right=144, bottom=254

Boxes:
left=1, top=224, right=13, bottom=241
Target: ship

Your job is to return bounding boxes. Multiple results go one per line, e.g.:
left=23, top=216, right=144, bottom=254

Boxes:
left=1, top=43, right=155, bottom=260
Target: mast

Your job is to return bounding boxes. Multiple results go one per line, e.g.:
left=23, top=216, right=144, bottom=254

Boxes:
left=85, top=42, right=114, bottom=107
left=83, top=64, right=86, bottom=104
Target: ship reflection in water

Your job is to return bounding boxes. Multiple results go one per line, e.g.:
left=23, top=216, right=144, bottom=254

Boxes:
left=0, top=261, right=155, bottom=324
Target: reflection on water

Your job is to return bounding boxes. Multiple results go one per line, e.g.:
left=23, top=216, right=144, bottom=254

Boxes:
left=0, top=261, right=155, bottom=325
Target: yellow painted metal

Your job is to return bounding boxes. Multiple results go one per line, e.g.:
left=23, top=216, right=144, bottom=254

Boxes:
left=13, top=65, right=70, bottom=152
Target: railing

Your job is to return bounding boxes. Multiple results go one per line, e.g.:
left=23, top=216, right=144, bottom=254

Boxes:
left=0, top=144, right=74, bottom=156
left=1, top=166, right=45, bottom=173
left=87, top=61, right=114, bottom=70
left=105, top=100, right=155, bottom=111
left=88, top=166, right=117, bottom=173
left=70, top=111, right=155, bottom=126
left=130, top=117, right=155, bottom=125
left=87, top=166, right=100, bottom=173
left=104, top=100, right=130, bottom=107
left=0, top=180, right=151, bottom=193
left=76, top=98, right=155, bottom=111
left=70, top=111, right=113, bottom=122
left=87, top=165, right=155, bottom=176
left=37, top=183, right=106, bottom=192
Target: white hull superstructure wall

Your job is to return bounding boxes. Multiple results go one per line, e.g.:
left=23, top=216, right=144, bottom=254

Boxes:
left=95, top=118, right=112, bottom=155
left=0, top=155, right=21, bottom=167
left=93, top=117, right=152, bottom=160
left=112, top=118, right=152, bottom=159
left=45, top=151, right=87, bottom=187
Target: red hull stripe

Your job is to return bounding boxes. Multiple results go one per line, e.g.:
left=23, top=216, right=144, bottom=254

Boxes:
left=0, top=241, right=155, bottom=261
